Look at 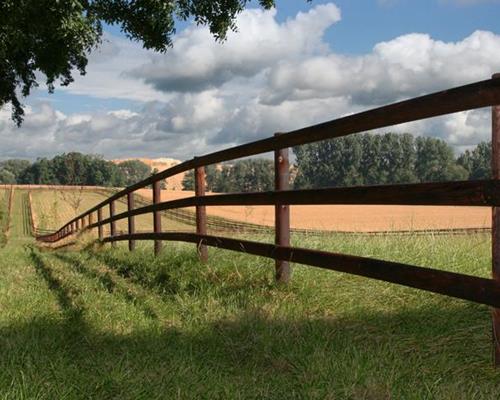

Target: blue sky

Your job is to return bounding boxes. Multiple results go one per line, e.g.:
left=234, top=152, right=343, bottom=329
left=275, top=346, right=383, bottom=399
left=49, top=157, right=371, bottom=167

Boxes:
left=1, top=0, right=500, bottom=160
left=274, top=0, right=500, bottom=53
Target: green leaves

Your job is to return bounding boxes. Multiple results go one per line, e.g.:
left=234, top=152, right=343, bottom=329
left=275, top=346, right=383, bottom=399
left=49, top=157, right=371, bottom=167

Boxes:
left=0, top=0, right=293, bottom=126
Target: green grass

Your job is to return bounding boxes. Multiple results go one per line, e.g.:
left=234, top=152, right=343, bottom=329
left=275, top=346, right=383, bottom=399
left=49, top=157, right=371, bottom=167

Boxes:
left=0, top=189, right=10, bottom=247
left=1, top=211, right=500, bottom=399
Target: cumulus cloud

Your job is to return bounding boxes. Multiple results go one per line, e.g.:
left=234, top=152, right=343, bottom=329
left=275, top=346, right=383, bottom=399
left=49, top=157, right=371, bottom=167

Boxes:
left=0, top=94, right=228, bottom=160
left=129, top=4, right=341, bottom=93
left=56, top=32, right=171, bottom=103
left=3, top=2, right=500, bottom=161
left=262, top=30, right=500, bottom=106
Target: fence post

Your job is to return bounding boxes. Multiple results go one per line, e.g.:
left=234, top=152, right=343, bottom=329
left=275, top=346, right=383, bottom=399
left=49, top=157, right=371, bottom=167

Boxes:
left=153, top=181, right=162, bottom=256
left=127, top=192, right=136, bottom=251
left=274, top=133, right=291, bottom=283
left=492, top=72, right=500, bottom=367
left=97, top=208, right=103, bottom=241
left=195, top=165, right=208, bottom=263
left=109, top=201, right=116, bottom=247
left=76, top=218, right=80, bottom=231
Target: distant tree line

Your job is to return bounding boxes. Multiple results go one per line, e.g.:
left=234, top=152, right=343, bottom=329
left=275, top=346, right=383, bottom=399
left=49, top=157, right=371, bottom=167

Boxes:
left=293, top=133, right=491, bottom=189
left=182, top=133, right=492, bottom=192
left=0, top=135, right=492, bottom=190
left=182, top=159, right=274, bottom=192
left=0, top=153, right=152, bottom=187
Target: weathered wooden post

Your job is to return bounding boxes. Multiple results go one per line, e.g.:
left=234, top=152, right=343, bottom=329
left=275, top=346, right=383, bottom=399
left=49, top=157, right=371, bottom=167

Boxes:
left=127, top=192, right=136, bottom=251
left=492, top=73, right=500, bottom=366
left=97, top=208, right=103, bottom=241
left=274, top=133, right=291, bottom=283
left=195, top=165, right=208, bottom=262
left=76, top=218, right=80, bottom=232
left=109, top=201, right=116, bottom=247
left=153, top=180, right=162, bottom=256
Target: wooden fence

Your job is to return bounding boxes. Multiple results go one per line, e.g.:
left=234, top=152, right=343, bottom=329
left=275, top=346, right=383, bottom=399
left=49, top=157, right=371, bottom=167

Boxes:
left=36, top=75, right=500, bottom=365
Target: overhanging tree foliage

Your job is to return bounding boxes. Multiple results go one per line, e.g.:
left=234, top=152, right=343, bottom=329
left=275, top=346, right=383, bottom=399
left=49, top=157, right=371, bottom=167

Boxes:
left=0, top=0, right=292, bottom=126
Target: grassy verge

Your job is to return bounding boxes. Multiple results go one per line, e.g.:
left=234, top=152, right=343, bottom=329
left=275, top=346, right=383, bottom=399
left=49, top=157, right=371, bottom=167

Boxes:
left=0, top=189, right=9, bottom=247
left=1, top=231, right=500, bottom=398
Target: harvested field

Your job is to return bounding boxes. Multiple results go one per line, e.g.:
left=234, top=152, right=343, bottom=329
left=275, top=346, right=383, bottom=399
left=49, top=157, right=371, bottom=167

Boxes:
left=30, top=189, right=194, bottom=233
left=136, top=189, right=491, bottom=232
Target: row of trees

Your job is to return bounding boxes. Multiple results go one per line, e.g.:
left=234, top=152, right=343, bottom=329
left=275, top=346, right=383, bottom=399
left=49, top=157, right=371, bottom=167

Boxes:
left=182, top=159, right=274, bottom=192
left=0, top=153, right=152, bottom=187
left=182, top=133, right=492, bottom=192
left=294, top=133, right=491, bottom=188
left=0, top=134, right=492, bottom=190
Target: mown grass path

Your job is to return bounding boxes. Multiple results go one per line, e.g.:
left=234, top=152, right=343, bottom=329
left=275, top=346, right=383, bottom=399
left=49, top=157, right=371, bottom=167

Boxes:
left=1, top=194, right=500, bottom=398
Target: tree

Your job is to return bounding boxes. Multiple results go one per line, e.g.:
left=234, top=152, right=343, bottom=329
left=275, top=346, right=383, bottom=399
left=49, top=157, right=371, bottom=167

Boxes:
left=17, top=152, right=125, bottom=186
left=457, top=141, right=491, bottom=180
left=217, top=159, right=274, bottom=192
left=294, top=135, right=363, bottom=188
left=415, top=137, right=468, bottom=182
left=1, top=0, right=289, bottom=126
left=0, top=169, right=16, bottom=184
left=117, top=160, right=151, bottom=186
left=182, top=160, right=273, bottom=192
left=0, top=159, right=31, bottom=181
left=293, top=132, right=469, bottom=189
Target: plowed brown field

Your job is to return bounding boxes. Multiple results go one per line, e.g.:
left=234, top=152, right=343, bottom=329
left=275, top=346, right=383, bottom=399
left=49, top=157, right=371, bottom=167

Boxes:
left=136, top=189, right=491, bottom=232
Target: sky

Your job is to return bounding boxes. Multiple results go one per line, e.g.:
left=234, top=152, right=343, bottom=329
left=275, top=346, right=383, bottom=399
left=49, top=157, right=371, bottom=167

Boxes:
left=1, top=0, right=500, bottom=161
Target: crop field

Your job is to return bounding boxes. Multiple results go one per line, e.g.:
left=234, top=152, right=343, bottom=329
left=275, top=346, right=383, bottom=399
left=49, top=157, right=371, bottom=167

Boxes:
left=30, top=188, right=194, bottom=234
left=25, top=186, right=494, bottom=235
left=137, top=189, right=491, bottom=232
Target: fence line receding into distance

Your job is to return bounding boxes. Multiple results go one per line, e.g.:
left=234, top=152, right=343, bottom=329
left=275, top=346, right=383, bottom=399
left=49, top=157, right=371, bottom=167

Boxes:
left=36, top=75, right=500, bottom=366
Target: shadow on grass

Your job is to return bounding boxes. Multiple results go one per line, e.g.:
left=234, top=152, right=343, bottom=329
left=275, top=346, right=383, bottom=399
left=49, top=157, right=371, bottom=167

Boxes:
left=8, top=246, right=499, bottom=398
left=28, top=246, right=84, bottom=325
left=53, top=252, right=158, bottom=320
left=2, top=301, right=499, bottom=398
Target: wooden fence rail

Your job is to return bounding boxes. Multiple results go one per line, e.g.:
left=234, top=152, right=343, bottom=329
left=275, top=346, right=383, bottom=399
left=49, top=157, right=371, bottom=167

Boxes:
left=35, top=75, right=500, bottom=366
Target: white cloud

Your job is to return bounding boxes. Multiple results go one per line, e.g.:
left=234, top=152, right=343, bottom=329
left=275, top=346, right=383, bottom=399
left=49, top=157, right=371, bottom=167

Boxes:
left=129, top=4, right=341, bottom=93
left=55, top=33, right=171, bottom=103
left=3, top=2, right=500, bottom=161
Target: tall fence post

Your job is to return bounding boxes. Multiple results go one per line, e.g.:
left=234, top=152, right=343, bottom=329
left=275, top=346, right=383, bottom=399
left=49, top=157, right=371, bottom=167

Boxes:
left=492, top=73, right=500, bottom=367
left=109, top=201, right=116, bottom=247
left=127, top=192, right=136, bottom=251
left=274, top=133, right=291, bottom=283
left=195, top=165, right=208, bottom=263
left=153, top=181, right=162, bottom=256
left=97, top=208, right=103, bottom=241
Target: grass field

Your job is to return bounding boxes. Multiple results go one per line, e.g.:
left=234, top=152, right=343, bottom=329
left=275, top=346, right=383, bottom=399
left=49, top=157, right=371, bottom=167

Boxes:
left=0, top=188, right=10, bottom=246
left=1, top=188, right=500, bottom=398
